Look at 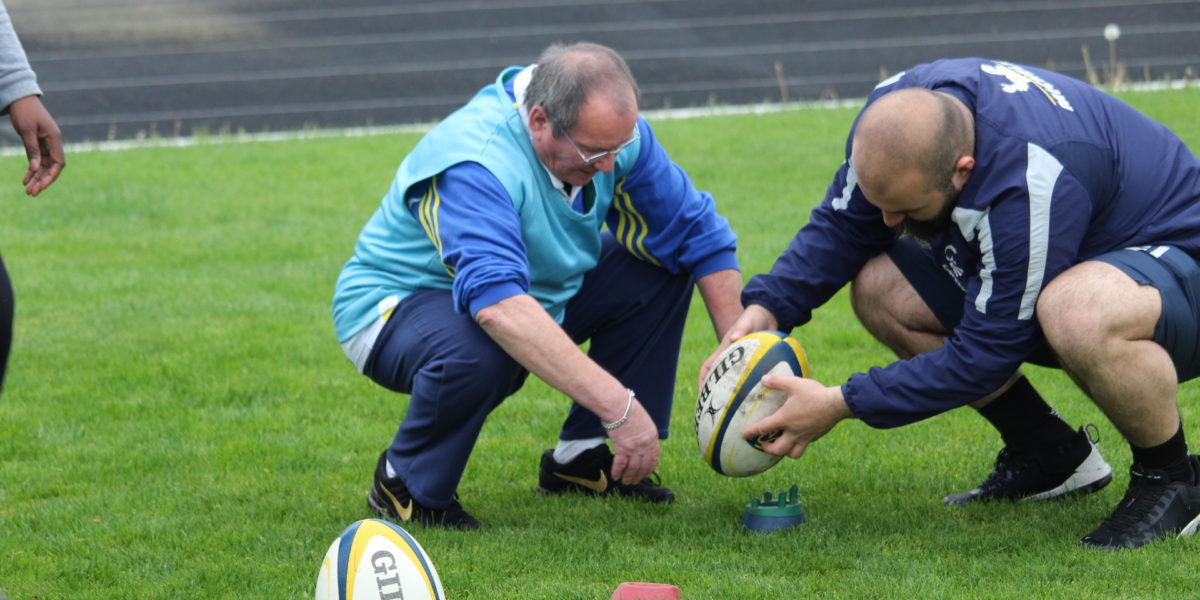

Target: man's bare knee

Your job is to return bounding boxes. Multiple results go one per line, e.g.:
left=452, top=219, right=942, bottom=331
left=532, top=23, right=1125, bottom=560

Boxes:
left=851, top=253, right=946, bottom=358
left=851, top=254, right=903, bottom=319
left=1038, top=261, right=1158, bottom=365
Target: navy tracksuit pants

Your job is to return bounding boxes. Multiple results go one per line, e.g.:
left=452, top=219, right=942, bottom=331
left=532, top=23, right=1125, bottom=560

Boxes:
left=363, top=233, right=693, bottom=508
left=0, top=252, right=13, bottom=392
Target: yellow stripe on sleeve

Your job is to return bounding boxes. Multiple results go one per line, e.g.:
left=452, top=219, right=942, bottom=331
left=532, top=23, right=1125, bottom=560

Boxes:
left=416, top=176, right=456, bottom=277
left=612, top=178, right=662, bottom=267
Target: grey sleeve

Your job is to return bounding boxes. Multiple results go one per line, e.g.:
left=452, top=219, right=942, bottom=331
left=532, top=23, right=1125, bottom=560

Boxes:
left=0, top=0, right=41, bottom=113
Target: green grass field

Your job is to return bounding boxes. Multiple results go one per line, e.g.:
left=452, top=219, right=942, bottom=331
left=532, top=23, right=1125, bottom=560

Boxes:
left=2, top=87, right=1199, bottom=599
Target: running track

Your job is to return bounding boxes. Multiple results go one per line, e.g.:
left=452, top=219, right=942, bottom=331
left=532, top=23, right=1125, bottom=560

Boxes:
left=7, top=0, right=1200, bottom=144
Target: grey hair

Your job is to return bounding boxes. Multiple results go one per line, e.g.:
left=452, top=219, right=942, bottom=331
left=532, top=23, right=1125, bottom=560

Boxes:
left=523, top=42, right=639, bottom=134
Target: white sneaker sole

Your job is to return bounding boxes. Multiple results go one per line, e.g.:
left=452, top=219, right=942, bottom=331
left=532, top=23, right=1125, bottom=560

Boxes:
left=1025, top=442, right=1113, bottom=501
left=1179, top=512, right=1200, bottom=538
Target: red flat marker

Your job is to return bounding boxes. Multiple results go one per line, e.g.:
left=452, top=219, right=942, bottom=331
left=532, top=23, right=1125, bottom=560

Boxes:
left=610, top=582, right=681, bottom=599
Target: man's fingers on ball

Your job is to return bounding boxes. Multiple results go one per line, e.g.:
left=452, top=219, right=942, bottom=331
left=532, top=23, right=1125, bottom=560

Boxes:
left=758, top=438, right=786, bottom=456
left=742, top=417, right=779, bottom=440
left=761, top=374, right=794, bottom=390
left=765, top=430, right=803, bottom=456
left=749, top=429, right=783, bottom=451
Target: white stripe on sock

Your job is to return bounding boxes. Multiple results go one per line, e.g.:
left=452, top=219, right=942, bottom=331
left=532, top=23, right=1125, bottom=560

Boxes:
left=553, top=438, right=606, bottom=464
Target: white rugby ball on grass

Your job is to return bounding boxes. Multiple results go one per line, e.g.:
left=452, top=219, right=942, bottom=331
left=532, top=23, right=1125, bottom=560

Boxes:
left=315, top=518, right=445, bottom=600
left=695, top=331, right=810, bottom=477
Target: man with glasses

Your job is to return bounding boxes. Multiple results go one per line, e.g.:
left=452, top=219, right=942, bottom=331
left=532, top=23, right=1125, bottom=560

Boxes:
left=333, top=42, right=742, bottom=530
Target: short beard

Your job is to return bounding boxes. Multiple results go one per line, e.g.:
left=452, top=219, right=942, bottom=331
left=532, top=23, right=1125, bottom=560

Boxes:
left=900, top=188, right=958, bottom=241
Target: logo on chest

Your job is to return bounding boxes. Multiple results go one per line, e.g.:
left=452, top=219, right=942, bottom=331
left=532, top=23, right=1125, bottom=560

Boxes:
left=940, top=245, right=967, bottom=292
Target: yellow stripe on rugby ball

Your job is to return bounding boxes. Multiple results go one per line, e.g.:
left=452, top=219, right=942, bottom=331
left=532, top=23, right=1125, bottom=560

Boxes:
left=696, top=331, right=809, bottom=476
left=316, top=518, right=445, bottom=600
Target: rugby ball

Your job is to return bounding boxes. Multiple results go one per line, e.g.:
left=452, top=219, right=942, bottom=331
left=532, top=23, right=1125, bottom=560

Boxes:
left=695, top=331, right=810, bottom=477
left=315, top=519, right=445, bottom=600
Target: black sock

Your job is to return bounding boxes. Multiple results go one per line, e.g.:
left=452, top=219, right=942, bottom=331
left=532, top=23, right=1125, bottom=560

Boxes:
left=1131, top=424, right=1191, bottom=482
left=977, top=375, right=1077, bottom=451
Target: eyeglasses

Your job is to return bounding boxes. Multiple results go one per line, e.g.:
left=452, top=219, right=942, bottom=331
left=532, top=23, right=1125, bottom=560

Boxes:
left=555, top=121, right=640, bottom=166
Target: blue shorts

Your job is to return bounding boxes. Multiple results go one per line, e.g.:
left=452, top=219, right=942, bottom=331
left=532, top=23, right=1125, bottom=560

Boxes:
left=887, top=240, right=1200, bottom=382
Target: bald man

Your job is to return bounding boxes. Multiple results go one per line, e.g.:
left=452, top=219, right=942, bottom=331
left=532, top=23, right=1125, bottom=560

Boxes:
left=706, top=58, right=1200, bottom=549
left=334, top=42, right=743, bottom=529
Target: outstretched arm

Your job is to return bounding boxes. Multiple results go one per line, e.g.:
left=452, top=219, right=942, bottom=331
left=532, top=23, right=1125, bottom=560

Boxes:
left=476, top=294, right=660, bottom=485
left=695, top=268, right=743, bottom=341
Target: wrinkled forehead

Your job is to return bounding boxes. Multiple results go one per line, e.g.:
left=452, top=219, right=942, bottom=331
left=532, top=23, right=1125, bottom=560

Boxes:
left=570, top=93, right=637, bottom=144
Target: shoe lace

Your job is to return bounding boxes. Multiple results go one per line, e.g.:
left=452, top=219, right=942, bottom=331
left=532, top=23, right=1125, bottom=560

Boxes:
left=984, top=425, right=1096, bottom=488
left=979, top=448, right=1038, bottom=489
left=1095, top=467, right=1170, bottom=532
left=616, top=470, right=664, bottom=489
left=441, top=500, right=468, bottom=518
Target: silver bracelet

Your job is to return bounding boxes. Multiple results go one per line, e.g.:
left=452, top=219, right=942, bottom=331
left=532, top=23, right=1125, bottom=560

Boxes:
left=602, top=388, right=635, bottom=431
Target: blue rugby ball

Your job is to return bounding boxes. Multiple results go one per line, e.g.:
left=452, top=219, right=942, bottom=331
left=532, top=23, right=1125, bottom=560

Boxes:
left=695, top=331, right=810, bottom=477
left=315, top=519, right=445, bottom=600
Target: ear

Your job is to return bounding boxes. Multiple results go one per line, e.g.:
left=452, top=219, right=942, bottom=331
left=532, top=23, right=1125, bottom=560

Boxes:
left=952, top=155, right=975, bottom=190
left=528, top=105, right=552, bottom=135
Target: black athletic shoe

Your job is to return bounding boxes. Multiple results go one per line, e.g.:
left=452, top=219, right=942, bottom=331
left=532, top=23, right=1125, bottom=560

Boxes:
left=366, top=452, right=480, bottom=530
left=1079, top=455, right=1200, bottom=550
left=538, top=445, right=675, bottom=504
left=943, top=426, right=1113, bottom=506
